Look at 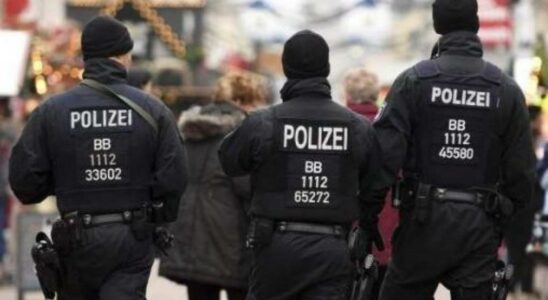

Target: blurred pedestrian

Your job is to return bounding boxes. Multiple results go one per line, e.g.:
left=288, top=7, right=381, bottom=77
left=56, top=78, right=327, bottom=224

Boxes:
left=159, top=72, right=265, bottom=300
left=506, top=105, right=543, bottom=300
left=344, top=68, right=397, bottom=300
left=0, top=99, right=16, bottom=285
left=373, top=0, right=536, bottom=299
left=9, top=16, right=187, bottom=299
left=344, top=68, right=380, bottom=120
left=128, top=67, right=153, bottom=93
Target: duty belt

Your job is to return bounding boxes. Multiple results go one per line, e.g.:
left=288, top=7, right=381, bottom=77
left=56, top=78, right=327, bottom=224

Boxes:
left=63, top=209, right=147, bottom=227
left=430, top=188, right=485, bottom=206
left=276, top=221, right=346, bottom=237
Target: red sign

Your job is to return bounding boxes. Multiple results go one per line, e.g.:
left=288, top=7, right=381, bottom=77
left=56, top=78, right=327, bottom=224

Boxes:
left=4, top=0, right=29, bottom=25
left=478, top=0, right=512, bottom=48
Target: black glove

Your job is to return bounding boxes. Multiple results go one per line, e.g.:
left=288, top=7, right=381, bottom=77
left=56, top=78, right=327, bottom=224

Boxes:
left=363, top=224, right=385, bottom=252
left=153, top=227, right=174, bottom=256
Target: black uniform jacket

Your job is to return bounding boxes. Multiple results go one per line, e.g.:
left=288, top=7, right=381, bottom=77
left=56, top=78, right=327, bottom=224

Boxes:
left=218, top=78, right=383, bottom=223
left=9, top=58, right=187, bottom=218
left=373, top=31, right=536, bottom=213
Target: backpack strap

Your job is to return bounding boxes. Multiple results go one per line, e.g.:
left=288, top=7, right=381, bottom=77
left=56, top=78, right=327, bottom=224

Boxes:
left=81, top=79, right=159, bottom=135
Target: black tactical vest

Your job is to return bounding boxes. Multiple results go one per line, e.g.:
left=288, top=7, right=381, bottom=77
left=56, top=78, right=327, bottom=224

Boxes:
left=251, top=101, right=362, bottom=224
left=413, top=59, right=503, bottom=188
left=51, top=86, right=157, bottom=214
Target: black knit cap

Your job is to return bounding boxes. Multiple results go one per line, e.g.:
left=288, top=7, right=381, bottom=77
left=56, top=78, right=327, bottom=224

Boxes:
left=282, top=30, right=330, bottom=79
left=81, top=16, right=134, bottom=61
left=432, top=0, right=480, bottom=35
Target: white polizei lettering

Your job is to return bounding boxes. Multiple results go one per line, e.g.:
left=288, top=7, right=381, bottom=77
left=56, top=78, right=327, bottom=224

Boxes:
left=70, top=112, right=81, bottom=129
left=283, top=125, right=295, bottom=148
left=431, top=87, right=491, bottom=108
left=81, top=111, right=91, bottom=128
left=92, top=111, right=102, bottom=128
left=108, top=110, right=117, bottom=127
left=431, top=87, right=442, bottom=103
left=307, top=127, right=318, bottom=150
left=321, top=128, right=333, bottom=150
left=332, top=127, right=343, bottom=151
left=118, top=110, right=128, bottom=126
left=466, top=90, right=476, bottom=106
left=295, top=126, right=307, bottom=149
left=282, top=125, right=349, bottom=152
left=344, top=127, right=348, bottom=150
left=441, top=89, right=452, bottom=104
left=452, top=89, right=461, bottom=105
left=70, top=109, right=135, bottom=129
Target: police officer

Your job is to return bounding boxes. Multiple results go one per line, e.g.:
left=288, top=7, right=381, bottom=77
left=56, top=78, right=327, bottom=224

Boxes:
left=374, top=1, right=536, bottom=299
left=218, top=30, right=383, bottom=300
left=9, top=16, right=187, bottom=300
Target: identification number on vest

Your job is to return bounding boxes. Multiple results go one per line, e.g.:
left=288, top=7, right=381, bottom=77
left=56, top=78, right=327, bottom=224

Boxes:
left=436, top=119, right=475, bottom=161
left=291, top=160, right=331, bottom=205
left=77, top=136, right=129, bottom=185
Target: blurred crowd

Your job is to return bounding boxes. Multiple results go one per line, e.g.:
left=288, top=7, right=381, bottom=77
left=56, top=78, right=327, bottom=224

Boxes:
left=0, top=1, right=547, bottom=300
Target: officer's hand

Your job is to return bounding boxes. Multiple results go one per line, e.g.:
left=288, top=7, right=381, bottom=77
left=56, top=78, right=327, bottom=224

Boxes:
left=366, top=225, right=385, bottom=252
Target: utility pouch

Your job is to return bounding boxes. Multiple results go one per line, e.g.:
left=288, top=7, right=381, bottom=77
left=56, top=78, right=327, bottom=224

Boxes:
left=246, top=218, right=274, bottom=249
left=51, top=212, right=83, bottom=254
left=413, top=183, right=432, bottom=225
left=131, top=210, right=153, bottom=241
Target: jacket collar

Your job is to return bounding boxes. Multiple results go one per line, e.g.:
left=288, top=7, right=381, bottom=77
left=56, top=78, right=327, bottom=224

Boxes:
left=437, top=31, right=483, bottom=58
left=82, top=58, right=128, bottom=84
left=280, top=77, right=331, bottom=102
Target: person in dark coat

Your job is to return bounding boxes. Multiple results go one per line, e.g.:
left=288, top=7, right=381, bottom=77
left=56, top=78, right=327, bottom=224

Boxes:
left=159, top=72, right=266, bottom=300
left=344, top=68, right=398, bottom=300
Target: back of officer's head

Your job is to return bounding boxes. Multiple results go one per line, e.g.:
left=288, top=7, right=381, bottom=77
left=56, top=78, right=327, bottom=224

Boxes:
left=432, top=0, right=479, bottom=35
left=81, top=15, right=134, bottom=65
left=282, top=30, right=330, bottom=79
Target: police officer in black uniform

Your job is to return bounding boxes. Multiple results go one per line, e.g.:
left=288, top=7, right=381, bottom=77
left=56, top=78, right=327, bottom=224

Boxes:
left=218, top=30, right=383, bottom=300
left=374, top=1, right=536, bottom=299
left=9, top=16, right=187, bottom=300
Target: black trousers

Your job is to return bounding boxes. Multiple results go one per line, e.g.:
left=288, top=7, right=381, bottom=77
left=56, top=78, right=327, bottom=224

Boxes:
left=505, top=196, right=536, bottom=292
left=380, top=201, right=499, bottom=300
left=247, top=231, right=353, bottom=300
left=58, top=223, right=154, bottom=300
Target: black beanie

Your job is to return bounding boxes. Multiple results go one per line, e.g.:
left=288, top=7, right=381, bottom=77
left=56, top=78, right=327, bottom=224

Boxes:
left=282, top=30, right=330, bottom=79
left=81, top=16, right=134, bottom=61
left=432, top=0, right=480, bottom=35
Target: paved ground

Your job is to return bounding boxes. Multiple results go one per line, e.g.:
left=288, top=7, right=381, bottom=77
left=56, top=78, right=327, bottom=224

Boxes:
left=0, top=260, right=451, bottom=300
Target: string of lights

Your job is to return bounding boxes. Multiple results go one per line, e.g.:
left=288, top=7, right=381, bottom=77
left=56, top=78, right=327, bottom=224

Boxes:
left=100, top=0, right=187, bottom=58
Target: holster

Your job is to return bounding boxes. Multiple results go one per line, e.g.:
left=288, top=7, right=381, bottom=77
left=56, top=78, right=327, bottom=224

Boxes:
left=51, top=212, right=84, bottom=255
left=350, top=254, right=379, bottom=300
left=348, top=226, right=368, bottom=260
left=131, top=207, right=153, bottom=241
left=246, top=218, right=274, bottom=249
left=31, top=232, right=63, bottom=300
left=491, top=260, right=513, bottom=300
left=413, top=183, right=432, bottom=225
